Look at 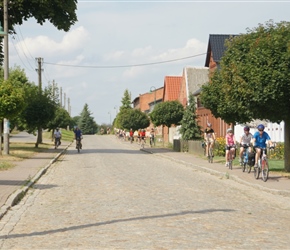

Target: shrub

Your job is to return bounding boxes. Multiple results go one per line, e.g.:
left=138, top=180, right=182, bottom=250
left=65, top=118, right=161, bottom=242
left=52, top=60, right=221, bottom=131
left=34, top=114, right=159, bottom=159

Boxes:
left=214, top=137, right=226, bottom=156
left=268, top=142, right=284, bottom=160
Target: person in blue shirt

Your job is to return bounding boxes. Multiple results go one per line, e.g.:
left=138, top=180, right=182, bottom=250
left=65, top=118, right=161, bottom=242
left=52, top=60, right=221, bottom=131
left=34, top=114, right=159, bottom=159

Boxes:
left=252, top=124, right=273, bottom=168
left=74, top=126, right=82, bottom=149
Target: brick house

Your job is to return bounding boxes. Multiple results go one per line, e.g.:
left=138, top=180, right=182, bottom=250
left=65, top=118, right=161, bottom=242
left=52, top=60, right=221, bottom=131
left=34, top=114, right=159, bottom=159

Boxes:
left=194, top=34, right=237, bottom=138
left=162, top=76, right=183, bottom=142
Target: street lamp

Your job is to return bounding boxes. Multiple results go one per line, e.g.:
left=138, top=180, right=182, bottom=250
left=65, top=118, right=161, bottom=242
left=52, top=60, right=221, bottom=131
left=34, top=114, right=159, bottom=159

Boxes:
left=114, top=106, right=118, bottom=116
left=150, top=86, right=156, bottom=107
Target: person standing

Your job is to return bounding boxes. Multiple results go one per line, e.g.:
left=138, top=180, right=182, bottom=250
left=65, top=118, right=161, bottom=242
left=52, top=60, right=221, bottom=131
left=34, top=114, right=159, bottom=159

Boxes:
left=54, top=128, right=62, bottom=149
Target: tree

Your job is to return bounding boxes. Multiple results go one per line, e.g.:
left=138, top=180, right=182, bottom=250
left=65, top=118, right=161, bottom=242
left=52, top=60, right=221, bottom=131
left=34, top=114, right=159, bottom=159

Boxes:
left=115, top=89, right=132, bottom=128
left=179, top=94, right=202, bottom=140
left=119, top=109, right=150, bottom=131
left=47, top=107, right=72, bottom=139
left=0, top=67, right=29, bottom=154
left=79, top=103, right=98, bottom=134
left=201, top=20, right=290, bottom=171
left=0, top=0, right=78, bottom=64
left=150, top=101, right=184, bottom=128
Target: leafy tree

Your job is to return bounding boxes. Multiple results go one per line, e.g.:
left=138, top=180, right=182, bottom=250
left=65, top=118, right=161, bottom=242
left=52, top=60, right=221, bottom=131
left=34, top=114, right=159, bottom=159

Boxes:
left=179, top=94, right=202, bottom=140
left=0, top=0, right=78, bottom=64
left=47, top=107, right=72, bottom=139
left=150, top=100, right=184, bottom=128
left=22, top=90, right=56, bottom=146
left=201, top=20, right=290, bottom=171
left=119, top=109, right=150, bottom=131
left=79, top=103, right=98, bottom=134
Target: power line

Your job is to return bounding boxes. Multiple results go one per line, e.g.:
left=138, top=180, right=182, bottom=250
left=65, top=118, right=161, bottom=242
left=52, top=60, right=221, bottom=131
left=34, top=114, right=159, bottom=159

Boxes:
left=43, top=53, right=207, bottom=69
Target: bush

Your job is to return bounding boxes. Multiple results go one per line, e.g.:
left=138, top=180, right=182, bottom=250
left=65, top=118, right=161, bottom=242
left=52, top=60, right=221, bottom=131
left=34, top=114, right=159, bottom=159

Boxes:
left=269, top=142, right=284, bottom=160
left=214, top=137, right=226, bottom=156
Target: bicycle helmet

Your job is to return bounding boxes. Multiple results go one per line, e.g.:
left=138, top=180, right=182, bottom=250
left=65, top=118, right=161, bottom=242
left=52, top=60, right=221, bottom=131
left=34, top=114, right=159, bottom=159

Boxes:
left=244, top=126, right=250, bottom=131
left=257, top=124, right=265, bottom=130
left=207, top=122, right=212, bottom=127
left=227, top=128, right=233, bottom=133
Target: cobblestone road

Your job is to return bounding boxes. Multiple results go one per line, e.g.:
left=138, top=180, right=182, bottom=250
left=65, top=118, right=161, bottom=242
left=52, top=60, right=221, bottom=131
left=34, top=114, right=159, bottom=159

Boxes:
left=0, top=135, right=290, bottom=249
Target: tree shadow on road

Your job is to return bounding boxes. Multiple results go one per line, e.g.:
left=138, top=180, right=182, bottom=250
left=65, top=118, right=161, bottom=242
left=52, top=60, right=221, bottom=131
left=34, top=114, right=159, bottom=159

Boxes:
left=0, top=208, right=235, bottom=239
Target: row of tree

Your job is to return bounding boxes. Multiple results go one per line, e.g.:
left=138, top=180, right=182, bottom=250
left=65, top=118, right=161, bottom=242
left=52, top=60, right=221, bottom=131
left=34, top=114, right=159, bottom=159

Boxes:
left=113, top=89, right=202, bottom=140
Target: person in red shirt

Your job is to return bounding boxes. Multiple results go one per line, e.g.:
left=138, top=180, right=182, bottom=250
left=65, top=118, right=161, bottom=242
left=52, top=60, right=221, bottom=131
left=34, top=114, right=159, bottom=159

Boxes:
left=129, top=128, right=134, bottom=143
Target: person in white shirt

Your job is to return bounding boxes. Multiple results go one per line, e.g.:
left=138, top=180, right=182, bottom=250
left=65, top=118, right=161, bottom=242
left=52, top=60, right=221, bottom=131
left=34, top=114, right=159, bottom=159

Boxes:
left=239, top=126, right=253, bottom=164
left=54, top=127, right=62, bottom=149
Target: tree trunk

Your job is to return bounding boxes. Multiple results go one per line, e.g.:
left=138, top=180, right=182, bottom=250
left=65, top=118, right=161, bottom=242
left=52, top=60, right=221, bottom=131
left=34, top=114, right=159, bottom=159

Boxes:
left=36, top=126, right=43, bottom=147
left=284, top=118, right=290, bottom=172
left=0, top=120, right=2, bottom=155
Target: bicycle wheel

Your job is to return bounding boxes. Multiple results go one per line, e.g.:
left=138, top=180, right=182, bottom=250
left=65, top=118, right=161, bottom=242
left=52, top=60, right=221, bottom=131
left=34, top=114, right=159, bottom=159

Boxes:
left=242, top=161, right=246, bottom=172
left=254, top=163, right=260, bottom=179
left=209, top=148, right=213, bottom=163
left=246, top=164, right=251, bottom=173
left=261, top=159, right=269, bottom=182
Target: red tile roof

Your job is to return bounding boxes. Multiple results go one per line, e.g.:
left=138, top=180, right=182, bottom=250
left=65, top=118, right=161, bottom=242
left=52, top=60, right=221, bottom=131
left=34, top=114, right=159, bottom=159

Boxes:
left=163, top=76, right=182, bottom=101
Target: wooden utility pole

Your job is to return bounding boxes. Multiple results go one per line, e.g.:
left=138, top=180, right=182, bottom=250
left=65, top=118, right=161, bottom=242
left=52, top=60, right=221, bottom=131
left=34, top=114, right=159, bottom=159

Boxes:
left=60, top=87, right=62, bottom=107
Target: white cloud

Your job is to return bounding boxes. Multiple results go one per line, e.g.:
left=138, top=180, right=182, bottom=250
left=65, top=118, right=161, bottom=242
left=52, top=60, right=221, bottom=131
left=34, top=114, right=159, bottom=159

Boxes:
left=131, top=46, right=152, bottom=57
left=103, top=50, right=125, bottom=61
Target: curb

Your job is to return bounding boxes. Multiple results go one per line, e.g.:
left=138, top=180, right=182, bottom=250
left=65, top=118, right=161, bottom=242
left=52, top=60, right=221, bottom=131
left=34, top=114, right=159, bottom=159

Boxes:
left=0, top=142, right=72, bottom=219
left=141, top=148, right=290, bottom=198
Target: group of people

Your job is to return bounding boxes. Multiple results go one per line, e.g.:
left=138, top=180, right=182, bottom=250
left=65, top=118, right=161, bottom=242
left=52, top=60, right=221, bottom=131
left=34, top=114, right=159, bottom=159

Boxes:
left=204, top=122, right=274, bottom=168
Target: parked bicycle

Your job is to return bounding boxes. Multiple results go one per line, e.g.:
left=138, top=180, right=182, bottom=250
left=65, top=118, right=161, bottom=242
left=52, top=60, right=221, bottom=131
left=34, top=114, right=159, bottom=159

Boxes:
left=240, top=144, right=252, bottom=173
left=254, top=146, right=274, bottom=182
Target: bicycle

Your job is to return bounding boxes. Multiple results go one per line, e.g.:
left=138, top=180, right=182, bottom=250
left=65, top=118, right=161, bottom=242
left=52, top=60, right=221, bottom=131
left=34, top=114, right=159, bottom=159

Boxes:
left=149, top=135, right=155, bottom=147
left=241, top=144, right=251, bottom=173
left=54, top=137, right=61, bottom=149
left=76, top=138, right=81, bottom=153
left=140, top=137, right=145, bottom=148
left=226, top=145, right=236, bottom=170
left=129, top=135, right=134, bottom=144
left=254, top=146, right=274, bottom=182
left=206, top=141, right=214, bottom=163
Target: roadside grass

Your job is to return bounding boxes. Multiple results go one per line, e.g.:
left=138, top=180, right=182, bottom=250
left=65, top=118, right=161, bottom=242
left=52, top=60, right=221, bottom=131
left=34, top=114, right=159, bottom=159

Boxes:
left=0, top=129, right=74, bottom=172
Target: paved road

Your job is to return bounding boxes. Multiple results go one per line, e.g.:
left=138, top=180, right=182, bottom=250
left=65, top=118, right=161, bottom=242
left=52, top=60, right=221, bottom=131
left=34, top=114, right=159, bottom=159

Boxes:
left=0, top=135, right=290, bottom=249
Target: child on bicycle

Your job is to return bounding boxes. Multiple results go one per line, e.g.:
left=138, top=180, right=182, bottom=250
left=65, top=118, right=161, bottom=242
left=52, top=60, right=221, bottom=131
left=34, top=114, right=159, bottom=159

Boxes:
left=239, top=126, right=253, bottom=165
left=225, top=128, right=237, bottom=167
left=204, top=122, right=216, bottom=157
left=252, top=124, right=274, bottom=168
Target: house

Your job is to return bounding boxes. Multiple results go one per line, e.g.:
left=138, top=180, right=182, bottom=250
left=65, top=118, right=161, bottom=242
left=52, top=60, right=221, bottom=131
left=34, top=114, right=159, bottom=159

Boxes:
left=194, top=34, right=237, bottom=138
left=162, top=76, right=183, bottom=142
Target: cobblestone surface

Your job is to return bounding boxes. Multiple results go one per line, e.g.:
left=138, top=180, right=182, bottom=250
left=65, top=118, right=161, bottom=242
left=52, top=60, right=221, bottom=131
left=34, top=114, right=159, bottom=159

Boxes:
left=0, top=135, right=290, bottom=249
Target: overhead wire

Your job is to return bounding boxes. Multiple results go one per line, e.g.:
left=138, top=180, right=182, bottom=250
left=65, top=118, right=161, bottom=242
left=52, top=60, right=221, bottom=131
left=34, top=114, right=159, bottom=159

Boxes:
left=43, top=52, right=207, bottom=69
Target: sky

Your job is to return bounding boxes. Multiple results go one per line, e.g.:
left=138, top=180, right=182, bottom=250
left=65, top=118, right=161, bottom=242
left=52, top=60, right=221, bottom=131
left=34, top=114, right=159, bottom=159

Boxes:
left=8, top=0, right=290, bottom=125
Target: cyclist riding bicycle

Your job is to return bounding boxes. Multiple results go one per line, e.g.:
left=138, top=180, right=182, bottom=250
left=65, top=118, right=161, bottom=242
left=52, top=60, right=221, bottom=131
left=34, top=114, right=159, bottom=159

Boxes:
left=252, top=124, right=274, bottom=168
left=149, top=128, right=155, bottom=146
left=204, top=122, right=216, bottom=157
left=129, top=128, right=134, bottom=142
left=141, top=129, right=146, bottom=143
left=54, top=127, right=62, bottom=149
left=74, top=126, right=83, bottom=149
left=239, top=126, right=253, bottom=165
left=225, top=128, right=237, bottom=167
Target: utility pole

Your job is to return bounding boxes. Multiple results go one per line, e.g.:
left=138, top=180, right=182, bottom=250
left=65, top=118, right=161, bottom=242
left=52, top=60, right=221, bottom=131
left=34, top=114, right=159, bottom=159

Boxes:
left=36, top=57, right=43, bottom=145
left=3, top=0, right=9, bottom=155
left=64, top=93, right=66, bottom=110
left=68, top=98, right=71, bottom=116
left=60, top=87, right=62, bottom=107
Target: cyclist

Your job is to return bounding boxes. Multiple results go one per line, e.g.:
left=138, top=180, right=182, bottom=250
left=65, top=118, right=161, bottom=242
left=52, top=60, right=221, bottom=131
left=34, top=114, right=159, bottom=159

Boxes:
left=54, top=127, right=62, bottom=149
left=225, top=128, right=237, bottom=167
left=252, top=124, right=274, bottom=168
left=129, top=128, right=134, bottom=143
left=204, top=122, right=216, bottom=157
left=137, top=129, right=141, bottom=144
left=239, top=126, right=253, bottom=165
left=149, top=128, right=155, bottom=146
left=74, top=126, right=83, bottom=149
left=141, top=129, right=146, bottom=143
